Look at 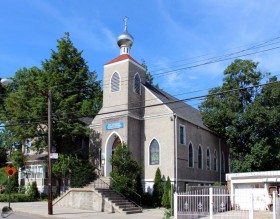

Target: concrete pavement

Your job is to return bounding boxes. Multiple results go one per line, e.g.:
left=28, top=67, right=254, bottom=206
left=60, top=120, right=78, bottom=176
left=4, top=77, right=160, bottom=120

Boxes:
left=0, top=201, right=165, bottom=219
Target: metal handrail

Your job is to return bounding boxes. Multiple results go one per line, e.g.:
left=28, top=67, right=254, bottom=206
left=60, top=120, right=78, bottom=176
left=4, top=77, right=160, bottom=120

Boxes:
left=93, top=177, right=142, bottom=209
left=110, top=177, right=142, bottom=207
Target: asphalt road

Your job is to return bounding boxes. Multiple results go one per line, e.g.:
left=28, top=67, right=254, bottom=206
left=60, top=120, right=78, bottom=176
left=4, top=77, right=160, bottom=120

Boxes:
left=1, top=211, right=43, bottom=219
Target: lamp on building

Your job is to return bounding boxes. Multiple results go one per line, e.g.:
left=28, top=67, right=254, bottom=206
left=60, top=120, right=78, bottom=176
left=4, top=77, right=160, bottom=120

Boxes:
left=101, top=156, right=105, bottom=166
left=1, top=78, right=53, bottom=215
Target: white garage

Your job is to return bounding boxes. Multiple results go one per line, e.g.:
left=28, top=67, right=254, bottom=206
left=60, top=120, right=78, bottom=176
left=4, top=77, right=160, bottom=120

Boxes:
left=226, top=171, right=280, bottom=210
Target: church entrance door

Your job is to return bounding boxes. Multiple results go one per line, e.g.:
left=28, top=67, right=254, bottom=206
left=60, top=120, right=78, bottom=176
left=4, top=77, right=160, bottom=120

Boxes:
left=105, top=132, right=122, bottom=177
left=112, top=137, right=121, bottom=171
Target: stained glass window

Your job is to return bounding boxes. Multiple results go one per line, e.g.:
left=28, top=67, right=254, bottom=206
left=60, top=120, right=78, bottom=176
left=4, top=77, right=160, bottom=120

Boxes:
left=150, top=139, right=159, bottom=165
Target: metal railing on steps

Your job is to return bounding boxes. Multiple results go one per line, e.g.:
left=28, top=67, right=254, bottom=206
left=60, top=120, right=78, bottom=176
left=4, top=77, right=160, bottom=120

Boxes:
left=92, top=177, right=142, bottom=212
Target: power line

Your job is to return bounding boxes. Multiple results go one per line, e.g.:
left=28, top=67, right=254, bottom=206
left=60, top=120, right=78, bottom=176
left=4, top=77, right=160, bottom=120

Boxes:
left=2, top=37, right=279, bottom=96
left=1, top=80, right=278, bottom=128
left=148, top=37, right=280, bottom=72
left=1, top=70, right=279, bottom=124
left=95, top=43, right=280, bottom=90
left=148, top=35, right=280, bottom=71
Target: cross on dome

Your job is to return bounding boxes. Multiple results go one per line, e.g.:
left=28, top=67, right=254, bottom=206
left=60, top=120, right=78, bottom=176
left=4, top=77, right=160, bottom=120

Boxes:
left=124, top=16, right=128, bottom=32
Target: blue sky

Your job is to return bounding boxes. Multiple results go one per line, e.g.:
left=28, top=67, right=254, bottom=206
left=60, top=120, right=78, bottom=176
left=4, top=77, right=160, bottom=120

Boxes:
left=1, top=0, right=280, bottom=107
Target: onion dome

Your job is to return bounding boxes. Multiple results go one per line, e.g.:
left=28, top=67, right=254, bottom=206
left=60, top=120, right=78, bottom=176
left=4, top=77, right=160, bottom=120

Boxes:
left=117, top=17, right=134, bottom=55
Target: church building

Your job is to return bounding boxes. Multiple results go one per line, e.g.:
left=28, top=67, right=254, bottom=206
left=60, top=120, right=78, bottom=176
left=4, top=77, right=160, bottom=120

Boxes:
left=90, top=19, right=230, bottom=192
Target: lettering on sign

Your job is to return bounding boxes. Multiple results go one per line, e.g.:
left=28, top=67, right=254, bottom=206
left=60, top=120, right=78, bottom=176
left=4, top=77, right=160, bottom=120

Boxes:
left=105, top=121, right=124, bottom=130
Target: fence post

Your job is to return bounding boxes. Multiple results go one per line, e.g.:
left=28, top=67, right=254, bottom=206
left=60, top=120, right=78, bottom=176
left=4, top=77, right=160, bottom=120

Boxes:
left=174, top=192, right=178, bottom=219
left=273, top=191, right=276, bottom=219
left=209, top=187, right=213, bottom=219
left=249, top=193, right=254, bottom=219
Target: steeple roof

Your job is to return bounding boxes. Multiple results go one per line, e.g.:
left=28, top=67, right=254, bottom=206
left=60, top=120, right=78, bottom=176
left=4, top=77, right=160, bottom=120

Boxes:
left=104, top=54, right=141, bottom=66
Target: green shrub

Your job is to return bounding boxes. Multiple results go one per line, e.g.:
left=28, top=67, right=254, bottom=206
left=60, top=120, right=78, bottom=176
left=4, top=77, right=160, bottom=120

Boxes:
left=213, top=182, right=221, bottom=186
left=152, top=168, right=163, bottom=207
left=109, top=143, right=142, bottom=196
left=70, top=160, right=96, bottom=188
left=142, top=192, right=153, bottom=207
left=18, top=185, right=26, bottom=194
left=4, top=175, right=18, bottom=195
left=26, top=182, right=40, bottom=200
left=0, top=193, right=33, bottom=202
left=162, top=176, right=172, bottom=208
left=164, top=208, right=172, bottom=219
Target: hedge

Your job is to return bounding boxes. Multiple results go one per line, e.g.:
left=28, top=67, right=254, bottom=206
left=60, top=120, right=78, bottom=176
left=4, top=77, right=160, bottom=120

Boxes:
left=0, top=194, right=35, bottom=202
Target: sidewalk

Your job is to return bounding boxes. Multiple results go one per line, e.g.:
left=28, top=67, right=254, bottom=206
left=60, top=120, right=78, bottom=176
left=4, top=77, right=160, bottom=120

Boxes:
left=0, top=201, right=164, bottom=219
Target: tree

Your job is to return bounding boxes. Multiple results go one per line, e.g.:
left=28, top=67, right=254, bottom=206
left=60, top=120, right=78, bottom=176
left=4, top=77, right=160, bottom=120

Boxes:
left=109, top=143, right=142, bottom=195
left=0, top=132, right=8, bottom=167
left=141, top=59, right=159, bottom=88
left=53, top=154, right=96, bottom=191
left=162, top=176, right=172, bottom=208
left=8, top=150, right=27, bottom=169
left=153, top=167, right=163, bottom=207
left=70, top=159, right=96, bottom=188
left=199, top=59, right=280, bottom=172
left=52, top=154, right=73, bottom=194
left=0, top=33, right=102, bottom=154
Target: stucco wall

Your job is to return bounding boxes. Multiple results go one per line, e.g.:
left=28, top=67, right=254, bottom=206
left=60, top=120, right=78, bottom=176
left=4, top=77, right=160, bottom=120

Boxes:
left=54, top=188, right=114, bottom=212
left=176, top=117, right=228, bottom=188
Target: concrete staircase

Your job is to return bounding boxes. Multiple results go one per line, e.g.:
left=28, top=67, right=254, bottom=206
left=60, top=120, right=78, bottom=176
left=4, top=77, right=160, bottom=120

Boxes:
left=87, top=177, right=142, bottom=214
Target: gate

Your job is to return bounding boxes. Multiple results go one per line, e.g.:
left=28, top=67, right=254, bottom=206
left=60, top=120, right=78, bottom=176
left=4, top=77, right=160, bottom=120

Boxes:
left=174, top=186, right=265, bottom=219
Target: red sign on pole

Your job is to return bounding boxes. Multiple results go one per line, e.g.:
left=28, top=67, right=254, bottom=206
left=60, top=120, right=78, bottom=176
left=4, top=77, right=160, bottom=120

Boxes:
left=4, top=164, right=17, bottom=177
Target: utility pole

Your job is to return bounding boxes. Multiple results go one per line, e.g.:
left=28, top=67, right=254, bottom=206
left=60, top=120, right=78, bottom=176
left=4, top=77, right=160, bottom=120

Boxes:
left=1, top=79, right=54, bottom=215
left=48, top=90, right=53, bottom=215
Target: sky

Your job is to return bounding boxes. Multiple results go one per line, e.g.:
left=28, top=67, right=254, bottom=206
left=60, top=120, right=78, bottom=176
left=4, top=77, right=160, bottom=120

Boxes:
left=1, top=0, right=280, bottom=107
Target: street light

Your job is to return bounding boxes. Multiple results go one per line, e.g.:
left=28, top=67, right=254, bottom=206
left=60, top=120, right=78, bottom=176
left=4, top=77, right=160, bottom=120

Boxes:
left=1, top=78, right=53, bottom=215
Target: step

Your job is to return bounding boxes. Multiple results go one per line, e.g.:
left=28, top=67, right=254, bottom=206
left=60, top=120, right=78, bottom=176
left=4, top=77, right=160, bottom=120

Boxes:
left=86, top=177, right=142, bottom=214
left=116, top=203, right=135, bottom=208
left=125, top=209, right=143, bottom=214
left=95, top=188, right=113, bottom=193
left=122, top=207, right=143, bottom=213
left=111, top=200, right=131, bottom=204
left=97, top=190, right=120, bottom=195
left=108, top=197, right=126, bottom=201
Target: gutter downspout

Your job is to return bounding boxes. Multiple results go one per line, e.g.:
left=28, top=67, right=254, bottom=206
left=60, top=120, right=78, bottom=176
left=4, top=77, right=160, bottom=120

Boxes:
left=174, top=113, right=178, bottom=192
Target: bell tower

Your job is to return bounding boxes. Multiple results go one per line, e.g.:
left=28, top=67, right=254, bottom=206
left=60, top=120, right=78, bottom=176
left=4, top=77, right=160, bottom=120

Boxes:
left=101, top=18, right=146, bottom=175
left=102, top=17, right=146, bottom=117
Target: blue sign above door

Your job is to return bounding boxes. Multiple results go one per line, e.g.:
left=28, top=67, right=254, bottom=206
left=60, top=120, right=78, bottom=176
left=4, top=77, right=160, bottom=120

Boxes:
left=105, top=121, right=124, bottom=130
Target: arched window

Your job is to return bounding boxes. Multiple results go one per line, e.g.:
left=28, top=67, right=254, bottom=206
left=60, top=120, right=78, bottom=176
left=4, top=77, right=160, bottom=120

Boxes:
left=221, top=152, right=225, bottom=172
left=134, top=73, right=141, bottom=95
left=214, top=150, right=218, bottom=171
left=188, top=143, right=193, bottom=168
left=198, top=145, right=202, bottom=169
left=111, top=72, right=120, bottom=92
left=206, top=148, right=211, bottom=170
left=150, top=139, right=159, bottom=165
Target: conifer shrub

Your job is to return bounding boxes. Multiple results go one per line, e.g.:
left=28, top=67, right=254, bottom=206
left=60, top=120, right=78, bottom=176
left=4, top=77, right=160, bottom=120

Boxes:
left=162, top=176, right=172, bottom=208
left=27, top=181, right=40, bottom=200
left=152, top=167, right=163, bottom=207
